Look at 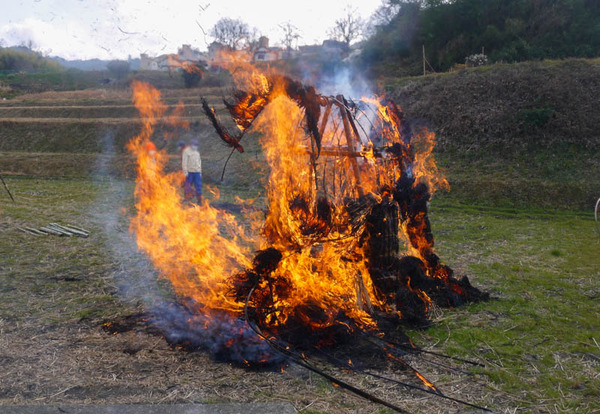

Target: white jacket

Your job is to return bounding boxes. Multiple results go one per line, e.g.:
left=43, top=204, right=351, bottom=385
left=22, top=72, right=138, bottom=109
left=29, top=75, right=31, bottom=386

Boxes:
left=182, top=147, right=202, bottom=174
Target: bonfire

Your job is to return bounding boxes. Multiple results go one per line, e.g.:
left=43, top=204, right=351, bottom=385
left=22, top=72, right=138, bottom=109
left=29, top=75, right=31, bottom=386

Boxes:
left=124, top=52, right=489, bottom=412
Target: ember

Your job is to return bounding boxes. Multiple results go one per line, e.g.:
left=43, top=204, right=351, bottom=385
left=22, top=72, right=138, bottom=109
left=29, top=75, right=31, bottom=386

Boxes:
left=198, top=59, right=488, bottom=336
left=125, top=53, right=489, bottom=411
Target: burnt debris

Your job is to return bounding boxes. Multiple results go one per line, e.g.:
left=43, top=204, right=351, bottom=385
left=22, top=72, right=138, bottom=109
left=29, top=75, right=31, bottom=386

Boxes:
left=201, top=73, right=488, bottom=336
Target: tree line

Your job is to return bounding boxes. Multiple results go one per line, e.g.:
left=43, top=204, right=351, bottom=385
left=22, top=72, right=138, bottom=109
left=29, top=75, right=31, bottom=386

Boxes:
left=208, top=11, right=363, bottom=52
left=360, top=0, right=600, bottom=76
left=0, top=47, right=60, bottom=72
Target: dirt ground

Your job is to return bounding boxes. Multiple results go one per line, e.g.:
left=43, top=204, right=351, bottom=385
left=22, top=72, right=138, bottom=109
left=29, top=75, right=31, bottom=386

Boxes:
left=0, top=176, right=509, bottom=414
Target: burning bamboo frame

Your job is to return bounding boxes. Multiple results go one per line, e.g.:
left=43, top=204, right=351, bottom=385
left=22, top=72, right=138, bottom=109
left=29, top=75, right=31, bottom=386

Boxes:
left=202, top=72, right=488, bottom=335
left=124, top=65, right=492, bottom=412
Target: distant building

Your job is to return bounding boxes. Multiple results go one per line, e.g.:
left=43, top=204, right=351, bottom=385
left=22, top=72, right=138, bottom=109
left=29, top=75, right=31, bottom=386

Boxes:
left=253, top=37, right=283, bottom=62
left=140, top=45, right=208, bottom=71
left=298, top=44, right=322, bottom=58
left=140, top=53, right=165, bottom=70
left=206, top=41, right=239, bottom=71
left=207, top=41, right=231, bottom=61
left=139, top=38, right=351, bottom=70
left=178, top=44, right=204, bottom=61
left=322, top=40, right=348, bottom=59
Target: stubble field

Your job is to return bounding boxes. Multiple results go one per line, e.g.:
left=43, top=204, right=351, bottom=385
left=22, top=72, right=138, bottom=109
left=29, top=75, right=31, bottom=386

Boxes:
left=1, top=79, right=599, bottom=413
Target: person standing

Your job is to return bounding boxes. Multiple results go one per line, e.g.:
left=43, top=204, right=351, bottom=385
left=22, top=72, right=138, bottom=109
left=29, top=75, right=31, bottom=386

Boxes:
left=182, top=138, right=202, bottom=204
left=177, top=140, right=191, bottom=197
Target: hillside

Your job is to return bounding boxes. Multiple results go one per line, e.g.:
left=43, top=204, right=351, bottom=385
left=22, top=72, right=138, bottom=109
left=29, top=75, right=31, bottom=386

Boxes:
left=385, top=58, right=600, bottom=209
left=0, top=59, right=598, bottom=210
left=0, top=69, right=198, bottom=99
left=387, top=59, right=600, bottom=152
left=50, top=56, right=141, bottom=71
left=362, top=0, right=600, bottom=76
left=0, top=85, right=264, bottom=192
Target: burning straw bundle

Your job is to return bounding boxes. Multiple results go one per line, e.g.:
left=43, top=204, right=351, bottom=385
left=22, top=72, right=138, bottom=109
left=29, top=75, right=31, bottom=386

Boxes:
left=203, top=71, right=488, bottom=336
left=125, top=64, right=490, bottom=412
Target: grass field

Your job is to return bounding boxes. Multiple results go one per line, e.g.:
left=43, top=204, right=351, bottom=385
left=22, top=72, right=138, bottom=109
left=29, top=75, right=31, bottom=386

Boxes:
left=0, top=64, right=599, bottom=412
left=2, top=61, right=599, bottom=210
left=0, top=68, right=230, bottom=99
left=0, top=176, right=598, bottom=413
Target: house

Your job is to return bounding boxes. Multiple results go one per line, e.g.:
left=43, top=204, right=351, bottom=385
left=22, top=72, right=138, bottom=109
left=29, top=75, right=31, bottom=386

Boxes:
left=138, top=38, right=350, bottom=70
left=253, top=37, right=284, bottom=62
left=178, top=44, right=204, bottom=61
left=322, top=40, right=348, bottom=59
left=140, top=45, right=208, bottom=71
left=297, top=40, right=350, bottom=61
left=139, top=53, right=175, bottom=71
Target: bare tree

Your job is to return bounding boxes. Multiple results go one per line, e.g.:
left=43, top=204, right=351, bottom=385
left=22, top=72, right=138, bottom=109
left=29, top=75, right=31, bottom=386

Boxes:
left=245, top=27, right=261, bottom=52
left=209, top=18, right=251, bottom=50
left=365, top=1, right=424, bottom=38
left=279, top=22, right=301, bottom=52
left=327, top=7, right=364, bottom=47
left=370, top=0, right=403, bottom=27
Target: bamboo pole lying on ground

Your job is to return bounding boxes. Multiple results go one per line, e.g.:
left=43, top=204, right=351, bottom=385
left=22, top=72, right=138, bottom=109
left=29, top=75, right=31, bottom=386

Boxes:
left=18, top=227, right=39, bottom=236
left=18, top=223, right=90, bottom=238
left=25, top=227, right=47, bottom=236
left=39, top=226, right=66, bottom=236
left=64, top=224, right=90, bottom=236
left=47, top=224, right=75, bottom=237
left=57, top=224, right=89, bottom=237
left=50, top=223, right=89, bottom=237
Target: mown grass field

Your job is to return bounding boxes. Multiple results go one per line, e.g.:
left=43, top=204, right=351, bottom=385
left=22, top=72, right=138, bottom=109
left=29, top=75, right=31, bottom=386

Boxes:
left=2, top=60, right=599, bottom=210
left=1, top=63, right=599, bottom=412
left=0, top=176, right=597, bottom=413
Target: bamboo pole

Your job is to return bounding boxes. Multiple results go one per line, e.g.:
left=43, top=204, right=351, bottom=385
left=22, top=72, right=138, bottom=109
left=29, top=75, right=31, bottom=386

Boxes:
left=25, top=227, right=46, bottom=235
left=65, top=224, right=90, bottom=235
left=0, top=173, right=15, bottom=203
left=423, top=44, right=426, bottom=76
left=335, top=97, right=364, bottom=197
left=50, top=223, right=89, bottom=238
left=39, top=226, right=64, bottom=236
left=18, top=227, right=39, bottom=236
left=47, top=224, right=75, bottom=237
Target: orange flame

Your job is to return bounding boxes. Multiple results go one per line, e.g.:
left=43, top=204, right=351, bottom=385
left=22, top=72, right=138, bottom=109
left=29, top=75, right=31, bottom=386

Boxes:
left=181, top=61, right=204, bottom=76
left=412, top=129, right=449, bottom=194
left=128, top=81, right=256, bottom=317
left=127, top=52, right=455, bottom=341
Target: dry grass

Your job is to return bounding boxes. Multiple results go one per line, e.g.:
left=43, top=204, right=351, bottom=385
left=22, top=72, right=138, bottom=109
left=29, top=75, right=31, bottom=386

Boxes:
left=1, top=176, right=598, bottom=412
left=0, top=117, right=206, bottom=123
left=0, top=177, right=506, bottom=413
left=0, top=319, right=498, bottom=413
left=1, top=87, right=227, bottom=106
left=387, top=59, right=600, bottom=151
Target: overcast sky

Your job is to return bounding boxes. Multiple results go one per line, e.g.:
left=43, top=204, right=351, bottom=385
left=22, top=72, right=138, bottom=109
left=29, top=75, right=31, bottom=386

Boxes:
left=0, top=0, right=381, bottom=60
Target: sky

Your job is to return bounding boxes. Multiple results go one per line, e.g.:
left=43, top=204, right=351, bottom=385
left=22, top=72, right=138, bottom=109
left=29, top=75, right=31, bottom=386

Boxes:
left=0, top=0, right=382, bottom=60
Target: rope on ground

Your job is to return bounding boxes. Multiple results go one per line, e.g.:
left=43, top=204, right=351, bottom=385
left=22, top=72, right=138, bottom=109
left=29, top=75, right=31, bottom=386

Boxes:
left=243, top=283, right=492, bottom=413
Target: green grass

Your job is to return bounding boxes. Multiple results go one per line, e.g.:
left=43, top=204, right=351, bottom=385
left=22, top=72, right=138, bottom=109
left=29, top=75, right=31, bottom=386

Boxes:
left=0, top=69, right=231, bottom=99
left=1, top=176, right=598, bottom=412
left=414, top=203, right=600, bottom=411
left=435, top=147, right=600, bottom=210
left=0, top=177, right=128, bottom=325
left=0, top=70, right=108, bottom=98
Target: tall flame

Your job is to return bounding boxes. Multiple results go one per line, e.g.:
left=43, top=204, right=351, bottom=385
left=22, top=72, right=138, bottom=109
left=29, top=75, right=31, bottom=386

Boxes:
left=128, top=81, right=256, bottom=316
left=126, top=56, right=481, bottom=349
